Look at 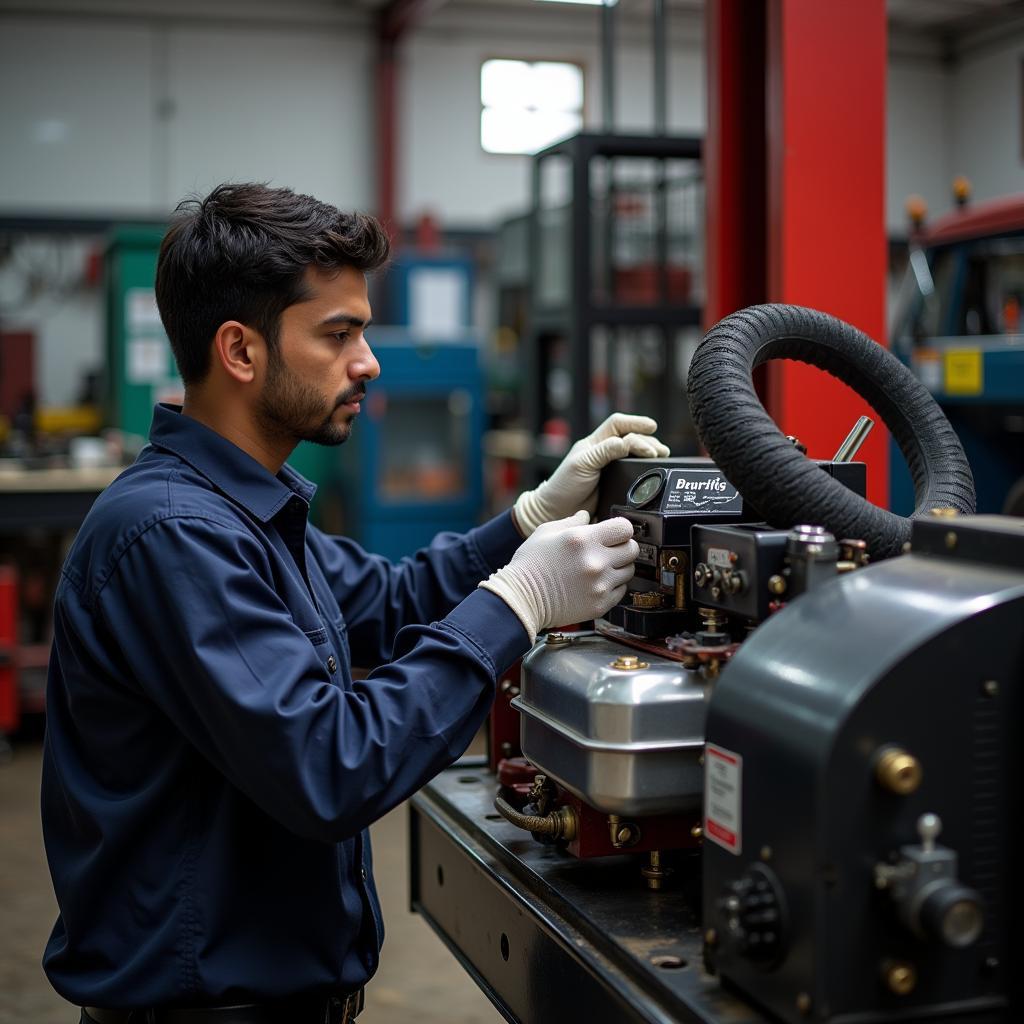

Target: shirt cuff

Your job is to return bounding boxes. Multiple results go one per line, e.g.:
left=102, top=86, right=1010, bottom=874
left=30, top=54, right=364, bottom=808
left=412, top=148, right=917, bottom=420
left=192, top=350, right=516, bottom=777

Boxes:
left=465, top=510, right=523, bottom=576
left=442, top=587, right=532, bottom=676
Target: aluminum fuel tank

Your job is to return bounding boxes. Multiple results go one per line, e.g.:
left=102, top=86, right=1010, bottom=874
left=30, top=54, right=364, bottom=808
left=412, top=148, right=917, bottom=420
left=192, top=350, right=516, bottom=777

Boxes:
left=512, top=632, right=707, bottom=816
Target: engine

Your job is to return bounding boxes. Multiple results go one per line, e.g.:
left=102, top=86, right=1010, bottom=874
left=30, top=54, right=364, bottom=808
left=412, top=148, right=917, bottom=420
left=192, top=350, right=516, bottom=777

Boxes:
left=489, top=304, right=1019, bottom=1022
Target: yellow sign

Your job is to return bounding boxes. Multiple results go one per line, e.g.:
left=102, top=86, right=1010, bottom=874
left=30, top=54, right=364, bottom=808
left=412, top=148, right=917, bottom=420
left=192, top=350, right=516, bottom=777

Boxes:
left=943, top=350, right=983, bottom=396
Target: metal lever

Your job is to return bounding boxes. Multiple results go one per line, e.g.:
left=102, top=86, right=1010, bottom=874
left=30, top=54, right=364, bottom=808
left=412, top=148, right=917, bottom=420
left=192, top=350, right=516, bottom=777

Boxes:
left=832, top=415, right=875, bottom=462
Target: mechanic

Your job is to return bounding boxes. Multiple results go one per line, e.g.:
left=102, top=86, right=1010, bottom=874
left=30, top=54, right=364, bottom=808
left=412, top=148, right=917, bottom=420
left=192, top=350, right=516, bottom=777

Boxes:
left=41, top=183, right=669, bottom=1024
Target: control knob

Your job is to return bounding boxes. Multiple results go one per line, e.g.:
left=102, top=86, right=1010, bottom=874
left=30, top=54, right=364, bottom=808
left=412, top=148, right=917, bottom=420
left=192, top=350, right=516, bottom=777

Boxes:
left=716, top=864, right=787, bottom=967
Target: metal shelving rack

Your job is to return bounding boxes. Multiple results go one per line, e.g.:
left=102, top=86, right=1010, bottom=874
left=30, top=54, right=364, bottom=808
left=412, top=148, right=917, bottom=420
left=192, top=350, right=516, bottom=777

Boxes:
left=524, top=132, right=704, bottom=484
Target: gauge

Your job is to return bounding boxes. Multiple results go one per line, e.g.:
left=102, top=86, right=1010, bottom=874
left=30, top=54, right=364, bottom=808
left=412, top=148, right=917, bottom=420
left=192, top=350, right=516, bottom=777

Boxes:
left=627, top=469, right=666, bottom=509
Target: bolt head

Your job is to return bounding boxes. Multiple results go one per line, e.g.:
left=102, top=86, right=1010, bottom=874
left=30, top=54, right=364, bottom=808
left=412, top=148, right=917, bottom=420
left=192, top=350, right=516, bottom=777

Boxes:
left=885, top=962, right=917, bottom=996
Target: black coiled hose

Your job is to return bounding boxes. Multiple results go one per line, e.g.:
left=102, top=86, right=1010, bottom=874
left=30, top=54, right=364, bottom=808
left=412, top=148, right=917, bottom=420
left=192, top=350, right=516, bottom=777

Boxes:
left=686, top=304, right=976, bottom=559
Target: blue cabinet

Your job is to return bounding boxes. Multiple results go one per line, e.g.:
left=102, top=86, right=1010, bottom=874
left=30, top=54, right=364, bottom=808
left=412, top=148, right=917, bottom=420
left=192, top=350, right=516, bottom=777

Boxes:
left=336, top=334, right=484, bottom=562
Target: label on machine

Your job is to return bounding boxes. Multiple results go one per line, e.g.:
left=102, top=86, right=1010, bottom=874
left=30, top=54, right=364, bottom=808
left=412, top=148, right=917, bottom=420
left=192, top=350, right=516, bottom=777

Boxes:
left=705, top=744, right=742, bottom=855
left=663, top=470, right=743, bottom=514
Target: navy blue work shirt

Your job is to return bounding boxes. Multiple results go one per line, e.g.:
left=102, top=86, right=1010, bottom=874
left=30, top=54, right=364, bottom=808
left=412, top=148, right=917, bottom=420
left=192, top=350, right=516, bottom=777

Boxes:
left=41, top=403, right=529, bottom=1008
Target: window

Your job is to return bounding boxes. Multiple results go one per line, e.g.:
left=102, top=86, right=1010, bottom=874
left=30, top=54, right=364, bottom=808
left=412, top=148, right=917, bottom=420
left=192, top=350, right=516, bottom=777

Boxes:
left=480, top=59, right=584, bottom=155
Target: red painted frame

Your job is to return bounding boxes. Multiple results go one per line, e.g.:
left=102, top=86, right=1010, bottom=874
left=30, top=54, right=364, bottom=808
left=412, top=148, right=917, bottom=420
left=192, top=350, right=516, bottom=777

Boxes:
left=706, top=0, right=889, bottom=507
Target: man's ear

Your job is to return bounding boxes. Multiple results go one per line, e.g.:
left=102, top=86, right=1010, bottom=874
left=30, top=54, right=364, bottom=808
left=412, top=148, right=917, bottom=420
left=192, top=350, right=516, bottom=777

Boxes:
left=212, top=321, right=266, bottom=384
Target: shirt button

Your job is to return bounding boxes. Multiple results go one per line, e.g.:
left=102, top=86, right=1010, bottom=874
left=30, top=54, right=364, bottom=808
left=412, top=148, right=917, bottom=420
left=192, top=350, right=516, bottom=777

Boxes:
left=361, top=866, right=368, bottom=881
left=327, top=655, right=337, bottom=673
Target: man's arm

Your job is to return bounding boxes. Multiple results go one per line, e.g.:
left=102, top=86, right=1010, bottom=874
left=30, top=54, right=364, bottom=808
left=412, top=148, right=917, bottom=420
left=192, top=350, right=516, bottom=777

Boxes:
left=97, top=515, right=529, bottom=843
left=311, top=413, right=666, bottom=666
left=306, top=510, right=522, bottom=668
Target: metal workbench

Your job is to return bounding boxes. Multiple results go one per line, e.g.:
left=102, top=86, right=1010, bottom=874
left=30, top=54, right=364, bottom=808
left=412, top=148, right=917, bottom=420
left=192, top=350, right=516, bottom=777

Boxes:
left=410, top=761, right=765, bottom=1024
left=0, top=466, right=119, bottom=531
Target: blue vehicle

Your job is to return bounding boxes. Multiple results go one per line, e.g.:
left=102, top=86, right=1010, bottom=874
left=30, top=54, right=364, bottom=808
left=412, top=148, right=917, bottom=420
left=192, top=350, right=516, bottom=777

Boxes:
left=890, top=190, right=1024, bottom=514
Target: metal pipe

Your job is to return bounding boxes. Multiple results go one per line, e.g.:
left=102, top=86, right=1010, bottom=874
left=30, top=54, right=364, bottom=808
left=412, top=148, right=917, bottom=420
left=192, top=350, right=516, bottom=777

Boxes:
left=653, top=0, right=667, bottom=135
left=493, top=795, right=577, bottom=841
left=653, top=1, right=669, bottom=301
left=601, top=0, right=616, bottom=132
left=833, top=415, right=875, bottom=462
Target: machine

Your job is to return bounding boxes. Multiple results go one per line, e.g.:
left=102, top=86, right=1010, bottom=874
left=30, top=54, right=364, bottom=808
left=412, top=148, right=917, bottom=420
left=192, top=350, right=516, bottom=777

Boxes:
left=410, top=303, right=1020, bottom=1023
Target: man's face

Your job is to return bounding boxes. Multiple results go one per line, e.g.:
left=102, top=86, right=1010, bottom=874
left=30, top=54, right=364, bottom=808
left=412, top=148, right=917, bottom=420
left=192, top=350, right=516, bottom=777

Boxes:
left=255, top=266, right=379, bottom=447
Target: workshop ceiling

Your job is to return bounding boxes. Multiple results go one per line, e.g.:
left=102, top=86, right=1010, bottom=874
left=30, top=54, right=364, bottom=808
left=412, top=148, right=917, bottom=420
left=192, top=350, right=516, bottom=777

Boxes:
left=4, top=0, right=1023, bottom=40
left=347, top=0, right=1024, bottom=41
left=353, top=0, right=1024, bottom=27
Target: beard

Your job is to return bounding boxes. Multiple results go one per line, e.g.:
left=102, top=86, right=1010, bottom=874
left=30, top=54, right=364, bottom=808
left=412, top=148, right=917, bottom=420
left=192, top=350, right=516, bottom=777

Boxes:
left=256, top=352, right=365, bottom=448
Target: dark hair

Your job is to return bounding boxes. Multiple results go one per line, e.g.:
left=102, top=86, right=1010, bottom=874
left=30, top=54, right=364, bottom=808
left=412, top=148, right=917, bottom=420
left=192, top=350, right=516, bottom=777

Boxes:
left=155, top=183, right=390, bottom=386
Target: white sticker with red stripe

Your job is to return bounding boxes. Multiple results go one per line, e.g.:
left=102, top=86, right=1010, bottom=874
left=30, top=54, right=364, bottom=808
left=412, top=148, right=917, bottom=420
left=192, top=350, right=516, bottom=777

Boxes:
left=705, top=744, right=742, bottom=855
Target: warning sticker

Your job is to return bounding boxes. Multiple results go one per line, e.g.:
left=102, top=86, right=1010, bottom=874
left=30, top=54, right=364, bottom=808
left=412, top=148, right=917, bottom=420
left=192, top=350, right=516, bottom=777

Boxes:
left=705, top=744, right=742, bottom=855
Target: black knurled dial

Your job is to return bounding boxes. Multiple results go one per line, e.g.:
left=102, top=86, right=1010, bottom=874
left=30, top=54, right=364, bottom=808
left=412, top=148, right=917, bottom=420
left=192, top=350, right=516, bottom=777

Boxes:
left=717, top=864, right=786, bottom=967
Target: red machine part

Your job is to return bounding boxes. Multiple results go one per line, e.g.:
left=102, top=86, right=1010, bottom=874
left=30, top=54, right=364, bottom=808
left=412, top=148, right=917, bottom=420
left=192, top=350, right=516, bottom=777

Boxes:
left=0, top=567, right=21, bottom=734
left=497, top=758, right=702, bottom=860
left=559, top=789, right=702, bottom=860
left=488, top=660, right=523, bottom=772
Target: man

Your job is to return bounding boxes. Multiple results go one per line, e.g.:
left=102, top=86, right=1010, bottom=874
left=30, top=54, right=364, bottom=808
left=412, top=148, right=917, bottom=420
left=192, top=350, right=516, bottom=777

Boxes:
left=41, top=183, right=668, bottom=1024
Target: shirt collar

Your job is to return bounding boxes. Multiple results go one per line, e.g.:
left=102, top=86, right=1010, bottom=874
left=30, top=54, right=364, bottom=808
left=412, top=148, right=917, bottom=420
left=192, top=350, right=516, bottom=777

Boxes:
left=147, top=404, right=317, bottom=522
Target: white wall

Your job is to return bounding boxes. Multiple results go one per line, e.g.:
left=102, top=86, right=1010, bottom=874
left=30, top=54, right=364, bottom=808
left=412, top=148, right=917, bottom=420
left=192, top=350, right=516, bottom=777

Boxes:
left=0, top=18, right=157, bottom=213
left=164, top=24, right=373, bottom=212
left=950, top=24, right=1024, bottom=202
left=400, top=5, right=704, bottom=227
left=0, top=9, right=373, bottom=216
left=887, top=35, right=951, bottom=233
left=3, top=4, right=1019, bottom=231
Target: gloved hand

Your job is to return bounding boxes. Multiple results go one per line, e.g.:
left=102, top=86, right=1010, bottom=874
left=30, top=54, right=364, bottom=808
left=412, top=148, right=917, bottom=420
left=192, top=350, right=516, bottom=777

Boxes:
left=513, top=413, right=670, bottom=536
left=480, top=511, right=638, bottom=642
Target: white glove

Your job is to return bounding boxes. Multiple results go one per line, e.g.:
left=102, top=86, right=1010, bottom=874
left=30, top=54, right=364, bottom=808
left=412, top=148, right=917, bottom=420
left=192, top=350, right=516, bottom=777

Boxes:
left=480, top=511, right=638, bottom=642
left=514, top=413, right=670, bottom=536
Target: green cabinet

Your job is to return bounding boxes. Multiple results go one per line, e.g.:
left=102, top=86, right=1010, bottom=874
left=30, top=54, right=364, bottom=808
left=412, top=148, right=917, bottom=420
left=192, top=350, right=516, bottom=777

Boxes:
left=104, top=225, right=178, bottom=441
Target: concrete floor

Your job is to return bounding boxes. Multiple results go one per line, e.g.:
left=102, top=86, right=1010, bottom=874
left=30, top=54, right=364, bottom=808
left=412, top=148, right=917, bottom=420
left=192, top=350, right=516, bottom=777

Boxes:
left=0, top=739, right=503, bottom=1024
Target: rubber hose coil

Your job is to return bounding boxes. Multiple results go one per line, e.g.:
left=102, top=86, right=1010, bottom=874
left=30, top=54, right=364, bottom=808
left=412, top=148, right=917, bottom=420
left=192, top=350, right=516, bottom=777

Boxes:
left=686, top=304, right=976, bottom=559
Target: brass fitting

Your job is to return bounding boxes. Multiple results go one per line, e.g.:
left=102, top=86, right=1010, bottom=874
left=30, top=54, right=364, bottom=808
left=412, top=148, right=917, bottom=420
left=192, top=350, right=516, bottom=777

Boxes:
left=641, top=850, right=668, bottom=890
left=610, top=655, right=649, bottom=671
left=882, top=960, right=917, bottom=996
left=608, top=814, right=640, bottom=848
left=875, top=747, right=923, bottom=795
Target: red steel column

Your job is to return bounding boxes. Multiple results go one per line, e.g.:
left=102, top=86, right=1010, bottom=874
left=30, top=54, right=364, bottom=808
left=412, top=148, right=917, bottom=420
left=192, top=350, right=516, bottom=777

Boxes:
left=766, top=0, right=889, bottom=505
left=704, top=0, right=767, bottom=330
left=376, top=35, right=398, bottom=236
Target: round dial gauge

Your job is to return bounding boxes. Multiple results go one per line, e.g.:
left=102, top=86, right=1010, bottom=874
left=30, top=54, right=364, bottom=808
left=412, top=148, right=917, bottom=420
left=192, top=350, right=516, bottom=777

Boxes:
left=627, top=469, right=666, bottom=508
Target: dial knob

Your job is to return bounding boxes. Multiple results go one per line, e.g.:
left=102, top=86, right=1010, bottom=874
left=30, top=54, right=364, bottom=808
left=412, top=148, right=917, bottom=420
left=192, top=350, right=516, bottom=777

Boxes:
left=717, top=864, right=786, bottom=967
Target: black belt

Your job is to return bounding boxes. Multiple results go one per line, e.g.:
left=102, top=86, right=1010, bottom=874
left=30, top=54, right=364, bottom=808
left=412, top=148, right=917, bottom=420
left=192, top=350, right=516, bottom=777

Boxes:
left=82, top=990, right=363, bottom=1024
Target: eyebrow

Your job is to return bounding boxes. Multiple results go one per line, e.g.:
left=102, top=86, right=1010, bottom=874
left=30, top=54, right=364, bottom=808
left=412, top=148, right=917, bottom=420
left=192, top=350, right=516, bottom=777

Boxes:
left=317, top=312, right=373, bottom=330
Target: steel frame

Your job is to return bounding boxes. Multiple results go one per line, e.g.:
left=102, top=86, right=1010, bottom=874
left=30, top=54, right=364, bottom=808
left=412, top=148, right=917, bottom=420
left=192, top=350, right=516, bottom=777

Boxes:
left=410, top=763, right=766, bottom=1024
